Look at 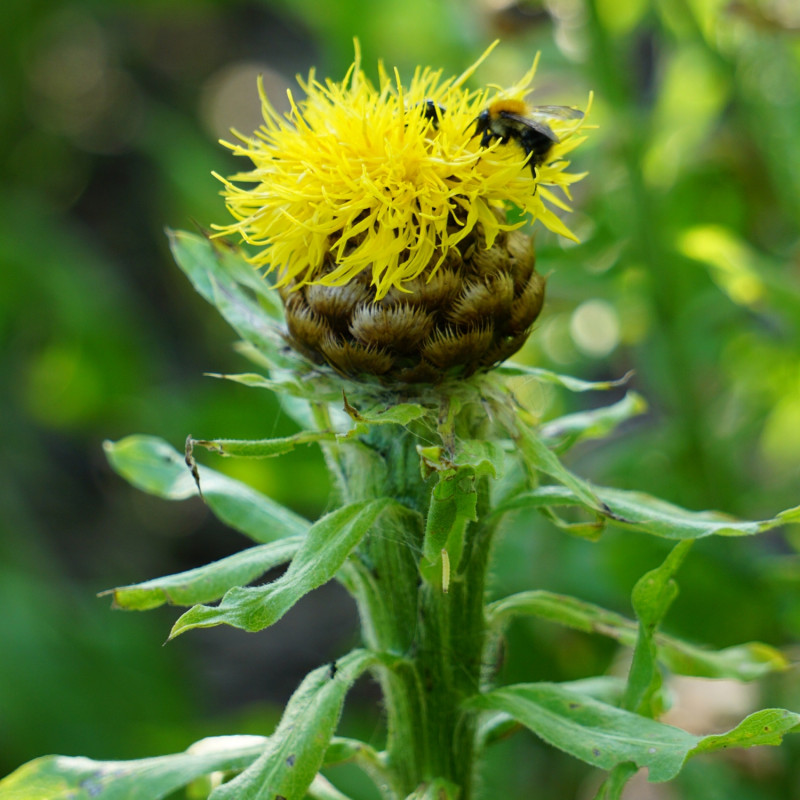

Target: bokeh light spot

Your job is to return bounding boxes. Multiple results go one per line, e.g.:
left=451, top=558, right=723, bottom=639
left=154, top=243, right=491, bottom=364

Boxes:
left=569, top=299, right=620, bottom=358
left=200, top=63, right=291, bottom=143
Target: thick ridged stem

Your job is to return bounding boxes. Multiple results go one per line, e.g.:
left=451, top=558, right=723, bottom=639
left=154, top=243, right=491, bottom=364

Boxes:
left=334, top=422, right=496, bottom=799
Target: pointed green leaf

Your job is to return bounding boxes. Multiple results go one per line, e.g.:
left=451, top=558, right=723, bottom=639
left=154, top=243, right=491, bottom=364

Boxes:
left=467, top=685, right=800, bottom=783
left=210, top=649, right=378, bottom=800
left=170, top=499, right=395, bottom=637
left=190, top=429, right=335, bottom=458
left=538, top=506, right=606, bottom=541
left=322, top=738, right=391, bottom=790
left=339, top=397, right=430, bottom=439
left=494, top=485, right=800, bottom=539
left=540, top=392, right=647, bottom=451
left=497, top=364, right=634, bottom=391
left=206, top=371, right=280, bottom=389
left=660, top=640, right=788, bottom=681
left=516, top=424, right=610, bottom=517
left=206, top=371, right=340, bottom=404
left=465, top=682, right=697, bottom=782
left=630, top=542, right=692, bottom=629
left=351, top=402, right=430, bottom=428
left=104, top=436, right=309, bottom=544
left=307, top=775, right=354, bottom=800
left=561, top=676, right=628, bottom=706
left=691, top=708, right=800, bottom=755
left=477, top=678, right=627, bottom=749
left=167, top=230, right=290, bottom=366
left=454, top=439, right=505, bottom=479
left=404, top=778, right=460, bottom=799
left=101, top=537, right=303, bottom=610
left=487, top=590, right=787, bottom=681
left=487, top=590, right=634, bottom=633
left=625, top=542, right=693, bottom=715
left=0, top=735, right=266, bottom=800
left=171, top=230, right=282, bottom=314
left=420, top=472, right=477, bottom=589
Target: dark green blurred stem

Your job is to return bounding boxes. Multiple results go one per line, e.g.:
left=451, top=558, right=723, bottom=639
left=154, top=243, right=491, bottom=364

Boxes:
left=584, top=1, right=723, bottom=506
left=332, top=421, right=496, bottom=799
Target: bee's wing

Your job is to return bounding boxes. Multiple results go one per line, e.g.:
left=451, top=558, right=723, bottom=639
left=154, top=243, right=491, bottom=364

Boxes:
left=528, top=105, right=585, bottom=121
left=498, top=111, right=558, bottom=142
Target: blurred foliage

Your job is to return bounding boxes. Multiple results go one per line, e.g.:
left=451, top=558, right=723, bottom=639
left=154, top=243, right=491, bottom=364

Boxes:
left=2, top=0, right=799, bottom=797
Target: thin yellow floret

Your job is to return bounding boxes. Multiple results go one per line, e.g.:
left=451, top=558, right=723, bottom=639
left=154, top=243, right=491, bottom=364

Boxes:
left=215, top=42, right=588, bottom=300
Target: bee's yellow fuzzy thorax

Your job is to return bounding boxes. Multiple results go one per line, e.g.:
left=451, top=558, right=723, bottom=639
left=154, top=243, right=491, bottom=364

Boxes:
left=488, top=98, right=529, bottom=115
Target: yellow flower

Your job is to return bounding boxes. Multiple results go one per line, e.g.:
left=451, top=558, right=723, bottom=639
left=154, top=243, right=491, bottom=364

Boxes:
left=214, top=42, right=588, bottom=302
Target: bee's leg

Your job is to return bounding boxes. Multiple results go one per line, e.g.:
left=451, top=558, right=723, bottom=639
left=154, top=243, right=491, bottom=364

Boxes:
left=517, top=143, right=537, bottom=179
left=479, top=130, right=494, bottom=148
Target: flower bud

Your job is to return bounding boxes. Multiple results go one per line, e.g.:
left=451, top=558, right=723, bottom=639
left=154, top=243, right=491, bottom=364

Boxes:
left=281, top=218, right=543, bottom=383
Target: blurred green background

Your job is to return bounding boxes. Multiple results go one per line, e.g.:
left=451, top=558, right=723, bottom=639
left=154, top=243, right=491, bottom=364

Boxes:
left=2, top=0, right=800, bottom=797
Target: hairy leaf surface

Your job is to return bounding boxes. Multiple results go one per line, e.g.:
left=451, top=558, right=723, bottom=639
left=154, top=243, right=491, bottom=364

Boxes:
left=102, top=537, right=303, bottom=610
left=170, top=499, right=394, bottom=637
left=495, top=484, right=800, bottom=539
left=0, top=735, right=266, bottom=800
left=105, top=436, right=309, bottom=544
left=210, top=650, right=378, bottom=800
left=487, top=590, right=787, bottom=680
left=466, top=683, right=800, bottom=782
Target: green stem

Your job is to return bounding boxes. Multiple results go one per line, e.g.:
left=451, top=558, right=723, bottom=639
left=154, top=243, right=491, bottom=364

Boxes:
left=336, top=421, right=497, bottom=799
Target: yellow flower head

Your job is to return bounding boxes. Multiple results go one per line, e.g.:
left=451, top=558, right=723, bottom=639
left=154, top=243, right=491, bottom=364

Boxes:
left=215, top=42, right=588, bottom=301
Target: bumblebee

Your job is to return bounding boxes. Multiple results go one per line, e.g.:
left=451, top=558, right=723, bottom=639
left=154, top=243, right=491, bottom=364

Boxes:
left=418, top=99, right=446, bottom=128
left=471, top=99, right=583, bottom=176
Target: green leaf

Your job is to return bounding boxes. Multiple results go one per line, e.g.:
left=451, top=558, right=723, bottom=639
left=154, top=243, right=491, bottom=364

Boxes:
left=691, top=708, right=800, bottom=755
left=0, top=735, right=266, bottom=800
left=104, top=436, right=310, bottom=544
left=307, top=775, right=354, bottom=800
left=477, top=676, right=627, bottom=750
left=170, top=499, right=395, bottom=637
left=190, top=429, right=335, bottom=458
left=561, top=676, right=628, bottom=706
left=420, top=472, right=477, bottom=589
left=592, top=763, right=638, bottom=800
left=101, top=537, right=303, bottom=610
left=454, top=439, right=505, bottom=479
left=339, top=396, right=430, bottom=438
left=497, top=364, right=634, bottom=391
left=660, top=640, right=788, bottom=681
left=404, top=778, right=461, bottom=799
left=624, top=542, right=693, bottom=715
left=494, top=484, right=800, bottom=539
left=515, top=424, right=610, bottom=517
left=540, top=392, right=647, bottom=451
left=537, top=506, right=606, bottom=541
left=466, top=684, right=800, bottom=783
left=206, top=371, right=340, bottom=404
left=168, top=232, right=282, bottom=349
left=209, top=649, right=378, bottom=800
left=322, top=738, right=390, bottom=789
left=631, top=542, right=692, bottom=630
left=487, top=590, right=788, bottom=681
left=465, top=682, right=696, bottom=782
left=167, top=230, right=290, bottom=366
left=206, top=371, right=280, bottom=389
